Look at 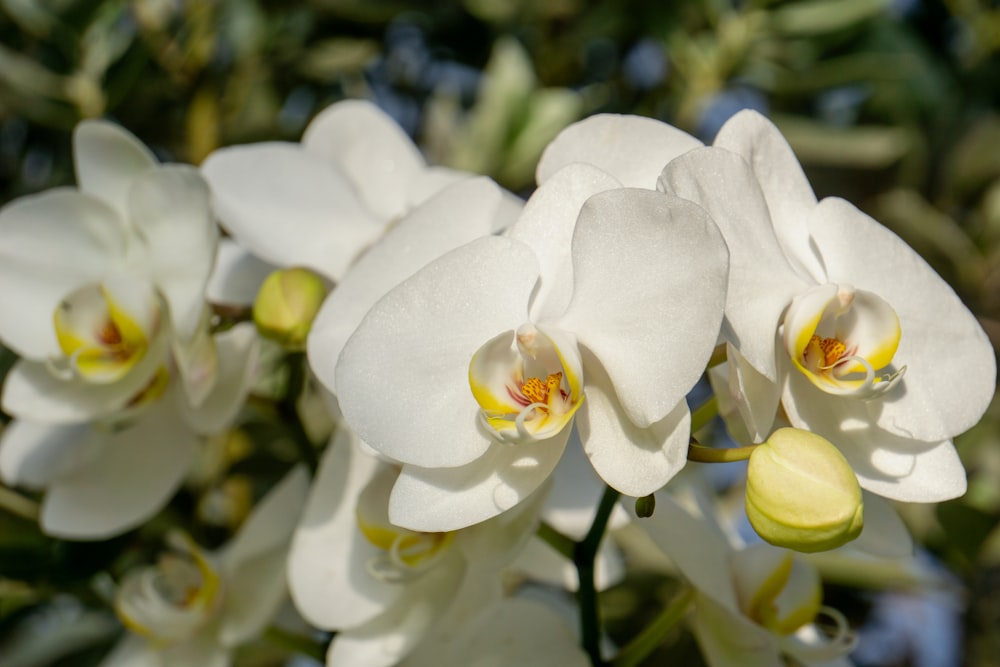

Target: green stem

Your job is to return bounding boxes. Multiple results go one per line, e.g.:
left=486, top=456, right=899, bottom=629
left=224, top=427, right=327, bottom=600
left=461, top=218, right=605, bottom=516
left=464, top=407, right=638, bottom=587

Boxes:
left=689, top=396, right=719, bottom=433
left=575, top=485, right=620, bottom=667
left=263, top=625, right=328, bottom=661
left=707, top=343, right=727, bottom=368
left=280, top=351, right=319, bottom=473
left=611, top=586, right=694, bottom=667
left=537, top=520, right=576, bottom=560
left=0, top=484, right=39, bottom=522
left=687, top=440, right=759, bottom=463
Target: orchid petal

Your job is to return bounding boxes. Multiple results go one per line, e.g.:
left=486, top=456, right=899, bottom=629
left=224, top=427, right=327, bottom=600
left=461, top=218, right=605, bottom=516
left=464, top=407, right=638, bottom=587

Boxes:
left=809, top=197, right=996, bottom=441
left=713, top=110, right=825, bottom=284
left=627, top=489, right=738, bottom=612
left=507, top=163, right=621, bottom=322
left=388, top=425, right=569, bottom=532
left=73, top=120, right=156, bottom=218
left=200, top=142, right=383, bottom=280
left=782, top=369, right=968, bottom=502
left=0, top=190, right=127, bottom=359
left=0, top=420, right=94, bottom=489
left=177, top=324, right=259, bottom=435
left=40, top=405, right=198, bottom=539
left=161, top=634, right=230, bottom=667
left=303, top=99, right=426, bottom=222
left=577, top=349, right=691, bottom=496
left=99, top=635, right=163, bottom=667
left=724, top=345, right=781, bottom=443
left=288, top=430, right=398, bottom=630
left=205, top=239, right=276, bottom=307
left=537, top=114, right=702, bottom=189
left=659, top=147, right=807, bottom=381
left=558, top=188, right=728, bottom=427
left=850, top=491, right=913, bottom=558
left=128, top=165, right=217, bottom=341
left=326, top=554, right=467, bottom=667
left=336, top=236, right=538, bottom=468
left=308, top=177, right=506, bottom=395
left=217, top=467, right=308, bottom=646
left=2, top=316, right=169, bottom=423
left=691, top=593, right=784, bottom=667
left=400, top=598, right=590, bottom=667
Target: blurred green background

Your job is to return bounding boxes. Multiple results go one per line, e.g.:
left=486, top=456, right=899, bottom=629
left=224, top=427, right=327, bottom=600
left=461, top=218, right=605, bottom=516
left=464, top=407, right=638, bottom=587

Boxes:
left=1, top=0, right=999, bottom=665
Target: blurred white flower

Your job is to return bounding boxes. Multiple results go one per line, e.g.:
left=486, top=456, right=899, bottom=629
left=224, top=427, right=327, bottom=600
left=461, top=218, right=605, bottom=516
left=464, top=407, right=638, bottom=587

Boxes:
left=0, top=120, right=219, bottom=423
left=287, top=428, right=547, bottom=667
left=100, top=466, right=309, bottom=667
left=334, top=162, right=729, bottom=530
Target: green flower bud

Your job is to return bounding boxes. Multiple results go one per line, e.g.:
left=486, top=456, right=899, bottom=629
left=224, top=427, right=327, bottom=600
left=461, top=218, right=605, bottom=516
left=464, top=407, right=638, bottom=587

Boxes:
left=634, top=493, right=656, bottom=518
left=745, top=428, right=863, bottom=553
left=252, top=268, right=328, bottom=350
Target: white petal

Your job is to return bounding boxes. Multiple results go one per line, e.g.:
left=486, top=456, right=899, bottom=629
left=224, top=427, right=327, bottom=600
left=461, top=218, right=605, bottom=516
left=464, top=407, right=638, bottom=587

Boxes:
left=0, top=190, right=127, bottom=359
left=558, top=189, right=728, bottom=427
left=537, top=113, right=702, bottom=189
left=628, top=489, right=739, bottom=612
left=336, top=236, right=538, bottom=468
left=177, top=324, right=259, bottom=435
left=73, top=120, right=157, bottom=217
left=288, top=431, right=398, bottom=630
left=388, top=427, right=569, bottom=532
left=401, top=598, right=590, bottom=667
left=850, top=491, right=913, bottom=558
left=405, top=167, right=473, bottom=209
left=2, top=320, right=169, bottom=423
left=326, top=554, right=467, bottom=667
left=543, top=430, right=630, bottom=540
left=221, top=465, right=309, bottom=573
left=0, top=420, right=94, bottom=489
left=713, top=110, right=826, bottom=284
left=307, top=177, right=506, bottom=396
left=99, top=635, right=163, bottom=667
left=578, top=355, right=691, bottom=497
left=456, top=478, right=550, bottom=570
left=161, top=634, right=230, bottom=667
left=205, top=239, right=276, bottom=307
left=217, top=549, right=287, bottom=648
left=782, top=368, right=968, bottom=502
left=200, top=143, right=384, bottom=280
left=809, top=197, right=996, bottom=441
left=659, top=147, right=808, bottom=381
left=691, top=593, right=784, bottom=667
left=303, top=99, right=427, bottom=222
left=507, top=163, right=622, bottom=322
left=128, top=165, right=217, bottom=340
left=724, top=345, right=782, bottom=443
left=40, top=405, right=198, bottom=539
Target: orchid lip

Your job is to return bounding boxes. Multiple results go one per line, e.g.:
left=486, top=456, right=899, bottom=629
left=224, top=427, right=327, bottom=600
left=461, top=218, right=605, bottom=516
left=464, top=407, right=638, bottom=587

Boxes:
left=783, top=283, right=904, bottom=399
left=469, top=323, right=585, bottom=445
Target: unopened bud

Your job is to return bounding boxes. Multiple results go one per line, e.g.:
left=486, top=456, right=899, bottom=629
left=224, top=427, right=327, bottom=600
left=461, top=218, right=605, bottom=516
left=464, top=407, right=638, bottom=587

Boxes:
left=745, top=428, right=863, bottom=553
left=635, top=493, right=656, bottom=518
left=253, top=268, right=328, bottom=350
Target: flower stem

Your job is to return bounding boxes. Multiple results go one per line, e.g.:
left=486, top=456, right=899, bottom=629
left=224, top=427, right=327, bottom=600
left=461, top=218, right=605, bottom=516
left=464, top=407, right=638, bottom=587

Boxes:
left=611, top=586, right=694, bottom=667
left=0, top=484, right=39, bottom=522
left=280, top=351, right=319, bottom=473
left=576, top=484, right=620, bottom=667
left=687, top=440, right=759, bottom=463
left=689, top=396, right=719, bottom=433
left=537, top=520, right=576, bottom=560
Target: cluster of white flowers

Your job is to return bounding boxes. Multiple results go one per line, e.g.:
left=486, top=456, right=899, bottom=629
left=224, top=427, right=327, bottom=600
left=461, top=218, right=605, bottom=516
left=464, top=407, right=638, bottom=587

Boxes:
left=0, top=100, right=993, bottom=667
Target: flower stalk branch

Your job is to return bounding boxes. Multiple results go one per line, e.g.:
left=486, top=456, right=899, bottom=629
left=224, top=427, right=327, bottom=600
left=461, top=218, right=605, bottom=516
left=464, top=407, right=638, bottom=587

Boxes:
left=575, top=484, right=621, bottom=667
left=537, top=520, right=576, bottom=560
left=611, top=585, right=694, bottom=667
left=0, top=484, right=40, bottom=522
left=687, top=439, right=760, bottom=463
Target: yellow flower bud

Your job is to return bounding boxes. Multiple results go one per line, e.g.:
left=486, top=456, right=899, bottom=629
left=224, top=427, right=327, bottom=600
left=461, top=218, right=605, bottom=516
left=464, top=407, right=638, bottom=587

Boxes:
left=745, top=428, right=863, bottom=553
left=252, top=268, right=328, bottom=350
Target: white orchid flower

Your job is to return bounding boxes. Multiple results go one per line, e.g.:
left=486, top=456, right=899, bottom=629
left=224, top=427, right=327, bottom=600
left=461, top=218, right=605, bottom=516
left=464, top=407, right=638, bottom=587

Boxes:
left=629, top=486, right=855, bottom=667
left=0, top=120, right=219, bottom=423
left=656, top=111, right=995, bottom=503
left=541, top=110, right=995, bottom=504
left=333, top=161, right=728, bottom=531
left=0, top=324, right=259, bottom=539
left=200, top=99, right=521, bottom=293
left=99, top=465, right=309, bottom=667
left=287, top=428, right=548, bottom=667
